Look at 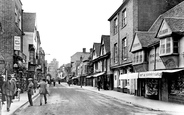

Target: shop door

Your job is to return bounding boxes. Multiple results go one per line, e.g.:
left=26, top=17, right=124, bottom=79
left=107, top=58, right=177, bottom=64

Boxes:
left=141, top=79, right=145, bottom=97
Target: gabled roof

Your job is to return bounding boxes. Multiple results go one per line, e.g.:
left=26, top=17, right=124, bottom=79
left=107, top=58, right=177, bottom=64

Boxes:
left=93, top=43, right=101, bottom=57
left=23, top=12, right=36, bottom=32
left=149, top=1, right=184, bottom=33
left=130, top=31, right=159, bottom=52
left=101, top=35, right=110, bottom=53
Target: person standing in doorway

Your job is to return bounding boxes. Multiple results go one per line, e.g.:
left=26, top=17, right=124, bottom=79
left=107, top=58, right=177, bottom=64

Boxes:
left=97, top=77, right=101, bottom=91
left=2, top=75, right=16, bottom=112
left=27, top=78, right=34, bottom=106
left=38, top=78, right=48, bottom=106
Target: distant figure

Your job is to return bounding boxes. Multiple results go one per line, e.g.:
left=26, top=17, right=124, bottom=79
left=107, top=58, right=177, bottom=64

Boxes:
left=2, top=75, right=16, bottom=112
left=97, top=78, right=101, bottom=91
left=38, top=78, right=48, bottom=106
left=27, top=78, right=34, bottom=106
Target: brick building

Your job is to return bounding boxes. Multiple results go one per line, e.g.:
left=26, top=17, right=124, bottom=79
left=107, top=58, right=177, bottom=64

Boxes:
left=108, top=0, right=183, bottom=93
left=0, top=0, right=25, bottom=78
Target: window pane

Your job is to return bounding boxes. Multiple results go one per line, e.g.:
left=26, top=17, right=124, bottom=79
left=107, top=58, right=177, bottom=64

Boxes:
left=166, top=37, right=171, bottom=53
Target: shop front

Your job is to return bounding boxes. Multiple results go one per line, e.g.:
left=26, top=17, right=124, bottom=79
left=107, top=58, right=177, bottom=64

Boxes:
left=119, top=73, right=138, bottom=95
left=138, top=69, right=184, bottom=101
left=92, top=72, right=105, bottom=88
left=86, top=75, right=93, bottom=86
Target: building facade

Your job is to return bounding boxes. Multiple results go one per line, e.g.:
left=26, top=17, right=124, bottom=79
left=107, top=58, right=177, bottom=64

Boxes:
left=108, top=0, right=183, bottom=93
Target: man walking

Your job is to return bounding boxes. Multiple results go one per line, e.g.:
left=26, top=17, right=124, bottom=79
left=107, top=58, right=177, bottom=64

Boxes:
left=2, top=75, right=16, bottom=112
left=38, top=78, right=48, bottom=106
left=27, top=78, right=34, bottom=106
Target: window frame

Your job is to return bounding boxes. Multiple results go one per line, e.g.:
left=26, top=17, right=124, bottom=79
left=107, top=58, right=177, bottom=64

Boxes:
left=133, top=51, right=144, bottom=64
left=159, top=37, right=178, bottom=56
left=114, top=18, right=118, bottom=35
left=122, top=37, right=127, bottom=61
left=114, top=43, right=118, bottom=64
left=122, top=9, right=127, bottom=28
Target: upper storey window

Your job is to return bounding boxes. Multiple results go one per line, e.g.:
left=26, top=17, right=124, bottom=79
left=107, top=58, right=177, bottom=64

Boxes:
left=159, top=37, right=178, bottom=56
left=114, top=18, right=118, bottom=35
left=122, top=9, right=127, bottom=28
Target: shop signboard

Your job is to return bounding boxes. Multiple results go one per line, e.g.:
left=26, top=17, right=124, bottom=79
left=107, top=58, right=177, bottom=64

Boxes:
left=139, top=71, right=162, bottom=78
left=14, top=36, right=21, bottom=51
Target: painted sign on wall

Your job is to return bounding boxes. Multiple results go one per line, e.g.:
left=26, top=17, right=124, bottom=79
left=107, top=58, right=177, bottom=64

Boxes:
left=14, top=36, right=21, bottom=51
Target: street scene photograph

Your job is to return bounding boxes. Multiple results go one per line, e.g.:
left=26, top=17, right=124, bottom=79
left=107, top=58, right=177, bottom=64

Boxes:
left=1, top=0, right=184, bottom=115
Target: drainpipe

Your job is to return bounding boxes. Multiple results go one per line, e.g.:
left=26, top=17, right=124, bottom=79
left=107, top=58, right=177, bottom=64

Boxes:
left=154, top=46, right=156, bottom=71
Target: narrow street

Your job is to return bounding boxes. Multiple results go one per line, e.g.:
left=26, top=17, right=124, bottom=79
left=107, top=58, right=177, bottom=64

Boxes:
left=13, top=83, right=171, bottom=115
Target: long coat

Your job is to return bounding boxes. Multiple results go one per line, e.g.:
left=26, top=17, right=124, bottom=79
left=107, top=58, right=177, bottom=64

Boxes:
left=2, top=80, right=16, bottom=96
left=27, top=82, right=34, bottom=95
left=38, top=81, right=47, bottom=94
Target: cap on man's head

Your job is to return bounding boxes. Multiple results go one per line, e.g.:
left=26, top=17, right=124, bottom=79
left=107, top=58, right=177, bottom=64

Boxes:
left=28, top=78, right=32, bottom=81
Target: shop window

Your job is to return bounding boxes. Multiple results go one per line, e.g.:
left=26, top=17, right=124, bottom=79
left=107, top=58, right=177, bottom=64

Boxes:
left=169, top=73, right=184, bottom=96
left=145, top=79, right=158, bottom=96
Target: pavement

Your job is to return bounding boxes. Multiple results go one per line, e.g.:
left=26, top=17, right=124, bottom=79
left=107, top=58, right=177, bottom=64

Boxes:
left=1, top=89, right=39, bottom=115
left=1, top=82, right=184, bottom=115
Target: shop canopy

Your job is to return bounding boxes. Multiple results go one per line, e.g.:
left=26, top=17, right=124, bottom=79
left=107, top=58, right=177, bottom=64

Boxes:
left=86, top=75, right=92, bottom=78
left=139, top=69, right=184, bottom=78
left=119, top=73, right=138, bottom=80
left=93, top=72, right=105, bottom=78
left=72, top=76, right=80, bottom=80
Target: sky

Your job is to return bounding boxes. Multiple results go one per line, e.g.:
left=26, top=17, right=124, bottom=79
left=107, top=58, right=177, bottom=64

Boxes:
left=21, top=0, right=123, bottom=66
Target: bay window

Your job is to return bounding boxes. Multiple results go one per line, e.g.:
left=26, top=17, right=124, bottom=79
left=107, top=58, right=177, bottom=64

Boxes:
left=159, top=37, right=178, bottom=56
left=133, top=51, right=144, bottom=64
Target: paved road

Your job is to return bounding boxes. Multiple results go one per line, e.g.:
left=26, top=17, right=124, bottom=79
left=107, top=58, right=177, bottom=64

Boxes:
left=13, top=84, right=171, bottom=115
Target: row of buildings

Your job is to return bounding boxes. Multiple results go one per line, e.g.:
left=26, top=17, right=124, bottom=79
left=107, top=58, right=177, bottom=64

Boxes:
left=63, top=0, right=184, bottom=104
left=0, top=0, right=47, bottom=92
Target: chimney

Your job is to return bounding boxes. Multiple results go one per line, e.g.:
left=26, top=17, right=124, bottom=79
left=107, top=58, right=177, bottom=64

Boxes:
left=90, top=48, right=93, bottom=53
left=83, top=48, right=86, bottom=53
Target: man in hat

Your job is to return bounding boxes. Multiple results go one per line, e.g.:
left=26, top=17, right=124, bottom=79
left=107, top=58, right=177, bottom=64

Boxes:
left=2, top=75, right=16, bottom=112
left=27, top=78, right=34, bottom=106
left=38, top=78, right=48, bottom=106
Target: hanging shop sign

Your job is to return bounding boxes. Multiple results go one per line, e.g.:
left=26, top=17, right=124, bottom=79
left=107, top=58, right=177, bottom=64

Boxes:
left=14, top=36, right=21, bottom=51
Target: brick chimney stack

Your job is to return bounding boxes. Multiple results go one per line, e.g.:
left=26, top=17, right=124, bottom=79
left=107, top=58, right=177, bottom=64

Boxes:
left=83, top=48, right=86, bottom=53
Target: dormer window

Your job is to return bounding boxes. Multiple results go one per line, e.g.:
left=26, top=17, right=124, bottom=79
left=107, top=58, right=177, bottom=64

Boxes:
left=159, top=37, right=178, bottom=56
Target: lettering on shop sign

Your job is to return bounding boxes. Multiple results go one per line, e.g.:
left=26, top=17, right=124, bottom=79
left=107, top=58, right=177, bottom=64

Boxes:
left=139, top=72, right=162, bottom=78
left=149, top=53, right=162, bottom=64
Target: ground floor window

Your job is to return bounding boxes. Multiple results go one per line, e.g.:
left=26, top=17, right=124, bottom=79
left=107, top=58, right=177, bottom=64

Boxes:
left=169, top=72, right=184, bottom=96
left=145, top=79, right=158, bottom=96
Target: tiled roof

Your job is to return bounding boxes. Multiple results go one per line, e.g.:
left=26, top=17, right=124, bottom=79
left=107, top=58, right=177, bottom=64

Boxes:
left=164, top=17, right=184, bottom=32
left=23, top=13, right=36, bottom=32
left=149, top=1, right=184, bottom=32
left=94, top=43, right=101, bottom=56
left=136, top=31, right=159, bottom=47
left=101, top=35, right=110, bottom=53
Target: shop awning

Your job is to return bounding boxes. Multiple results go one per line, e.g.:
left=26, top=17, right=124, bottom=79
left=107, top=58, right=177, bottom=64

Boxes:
left=119, top=73, right=138, bottom=80
left=93, top=72, right=105, bottom=77
left=139, top=69, right=184, bottom=78
left=72, top=76, right=80, bottom=79
left=86, top=75, right=92, bottom=78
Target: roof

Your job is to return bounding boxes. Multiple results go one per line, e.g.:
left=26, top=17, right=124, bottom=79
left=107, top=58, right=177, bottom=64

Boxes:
left=93, top=43, right=101, bottom=57
left=101, top=35, right=110, bottom=53
left=136, top=32, right=159, bottom=47
left=108, top=0, right=129, bottom=21
left=164, top=17, right=184, bottom=33
left=149, top=1, right=184, bottom=32
left=23, top=13, right=36, bottom=32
